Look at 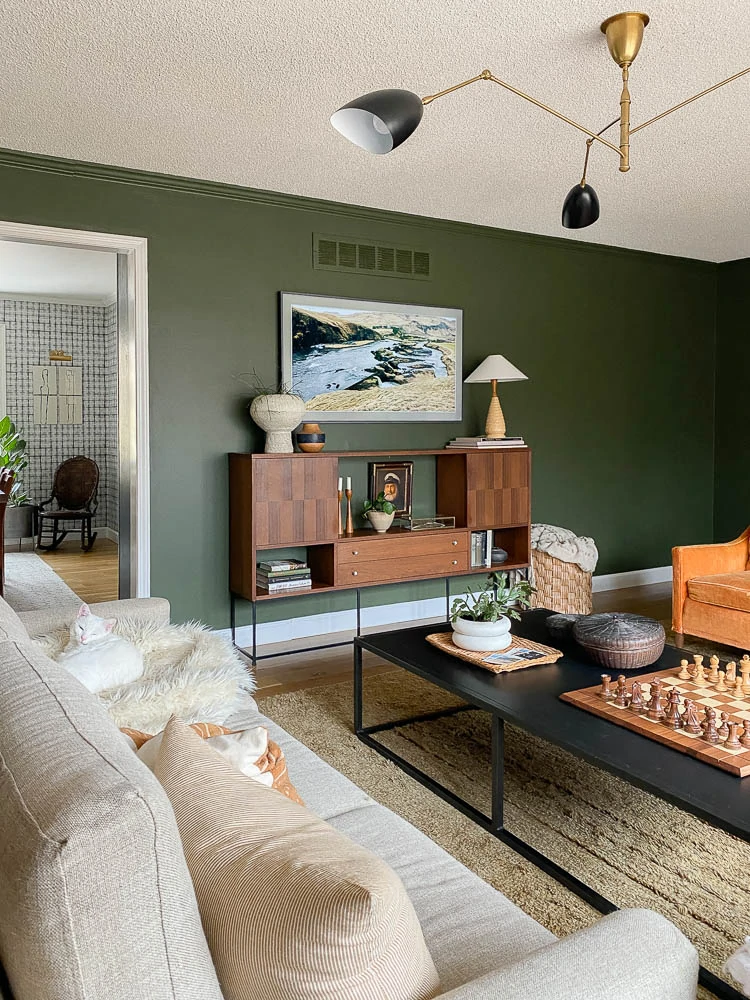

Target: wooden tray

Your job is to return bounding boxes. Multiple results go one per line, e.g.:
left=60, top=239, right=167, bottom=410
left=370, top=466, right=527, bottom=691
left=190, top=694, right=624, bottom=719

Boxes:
left=426, top=631, right=563, bottom=674
left=561, top=663, right=750, bottom=777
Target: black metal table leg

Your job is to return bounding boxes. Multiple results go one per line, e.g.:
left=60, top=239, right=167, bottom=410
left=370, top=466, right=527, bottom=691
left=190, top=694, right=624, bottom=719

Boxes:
left=490, top=714, right=504, bottom=834
left=354, top=642, right=363, bottom=733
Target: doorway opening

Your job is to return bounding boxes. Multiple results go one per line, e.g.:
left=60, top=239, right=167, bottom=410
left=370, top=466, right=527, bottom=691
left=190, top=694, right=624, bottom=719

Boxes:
left=0, top=222, right=149, bottom=609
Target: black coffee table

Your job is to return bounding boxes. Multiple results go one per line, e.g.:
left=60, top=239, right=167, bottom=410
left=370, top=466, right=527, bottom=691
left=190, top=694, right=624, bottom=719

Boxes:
left=354, top=609, right=750, bottom=1000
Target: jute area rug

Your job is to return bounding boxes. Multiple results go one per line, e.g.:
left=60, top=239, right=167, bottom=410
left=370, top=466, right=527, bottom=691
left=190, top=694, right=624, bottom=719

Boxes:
left=262, top=649, right=749, bottom=999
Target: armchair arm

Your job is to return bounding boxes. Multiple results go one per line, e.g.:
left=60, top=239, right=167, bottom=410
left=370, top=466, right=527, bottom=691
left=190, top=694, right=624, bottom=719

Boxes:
left=672, top=527, right=750, bottom=632
left=438, top=910, right=697, bottom=1000
left=18, top=597, right=170, bottom=638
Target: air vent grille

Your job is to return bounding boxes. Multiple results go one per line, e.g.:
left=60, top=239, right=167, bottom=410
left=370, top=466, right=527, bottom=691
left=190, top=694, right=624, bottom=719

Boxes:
left=313, top=233, right=431, bottom=280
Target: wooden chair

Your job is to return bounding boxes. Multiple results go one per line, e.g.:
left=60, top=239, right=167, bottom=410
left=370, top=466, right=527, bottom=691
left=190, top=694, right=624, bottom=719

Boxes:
left=0, top=470, right=14, bottom=596
left=37, top=456, right=99, bottom=552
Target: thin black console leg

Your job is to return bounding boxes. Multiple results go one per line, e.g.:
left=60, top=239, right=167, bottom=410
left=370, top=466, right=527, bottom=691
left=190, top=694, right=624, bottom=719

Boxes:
left=251, top=601, right=257, bottom=666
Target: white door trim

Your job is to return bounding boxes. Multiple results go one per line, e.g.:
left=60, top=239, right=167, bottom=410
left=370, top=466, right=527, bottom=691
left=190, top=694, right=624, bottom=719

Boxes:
left=0, top=221, right=150, bottom=597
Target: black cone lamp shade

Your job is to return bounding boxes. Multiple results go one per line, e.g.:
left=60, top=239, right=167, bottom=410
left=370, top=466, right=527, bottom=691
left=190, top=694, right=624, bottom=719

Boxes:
left=561, top=183, right=600, bottom=228
left=330, top=89, right=424, bottom=154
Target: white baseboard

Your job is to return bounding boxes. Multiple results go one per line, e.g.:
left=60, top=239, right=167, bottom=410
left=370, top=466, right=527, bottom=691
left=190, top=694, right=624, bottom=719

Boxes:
left=223, top=566, right=673, bottom=650
left=99, top=527, right=119, bottom=543
left=592, top=565, right=672, bottom=592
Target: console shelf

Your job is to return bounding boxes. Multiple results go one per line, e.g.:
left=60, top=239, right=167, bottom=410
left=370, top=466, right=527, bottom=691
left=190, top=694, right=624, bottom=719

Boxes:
left=229, top=448, right=531, bottom=603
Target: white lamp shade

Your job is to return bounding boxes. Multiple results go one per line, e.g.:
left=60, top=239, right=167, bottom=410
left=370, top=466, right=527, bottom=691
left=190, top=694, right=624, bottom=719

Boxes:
left=464, top=354, right=528, bottom=383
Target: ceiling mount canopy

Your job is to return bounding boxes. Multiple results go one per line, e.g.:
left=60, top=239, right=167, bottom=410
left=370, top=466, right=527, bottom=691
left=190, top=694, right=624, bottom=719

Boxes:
left=331, top=11, right=749, bottom=230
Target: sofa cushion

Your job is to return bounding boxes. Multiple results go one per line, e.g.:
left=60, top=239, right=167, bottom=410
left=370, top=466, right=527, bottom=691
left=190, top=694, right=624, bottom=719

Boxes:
left=688, top=572, right=750, bottom=613
left=154, top=717, right=440, bottom=1000
left=0, top=595, right=32, bottom=642
left=0, top=640, right=222, bottom=1000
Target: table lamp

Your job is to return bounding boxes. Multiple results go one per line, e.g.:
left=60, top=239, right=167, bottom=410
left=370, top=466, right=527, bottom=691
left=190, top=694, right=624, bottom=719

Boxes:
left=464, top=355, right=528, bottom=438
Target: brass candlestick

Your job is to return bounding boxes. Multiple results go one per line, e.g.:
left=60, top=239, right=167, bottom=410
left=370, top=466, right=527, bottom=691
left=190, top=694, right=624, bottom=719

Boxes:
left=345, top=488, right=354, bottom=535
left=337, top=489, right=344, bottom=536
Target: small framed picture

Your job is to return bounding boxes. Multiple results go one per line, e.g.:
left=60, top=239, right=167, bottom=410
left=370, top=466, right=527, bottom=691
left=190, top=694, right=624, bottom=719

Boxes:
left=369, top=461, right=413, bottom=518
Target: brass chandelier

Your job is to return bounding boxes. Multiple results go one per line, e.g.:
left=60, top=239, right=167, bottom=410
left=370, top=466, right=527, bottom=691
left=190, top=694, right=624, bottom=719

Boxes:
left=330, top=12, right=750, bottom=228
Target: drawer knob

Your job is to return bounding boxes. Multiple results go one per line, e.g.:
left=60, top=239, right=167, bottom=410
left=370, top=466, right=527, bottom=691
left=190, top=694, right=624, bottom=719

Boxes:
left=352, top=570, right=358, bottom=576
left=452, top=559, right=458, bottom=565
left=352, top=550, right=359, bottom=555
left=452, top=539, right=458, bottom=546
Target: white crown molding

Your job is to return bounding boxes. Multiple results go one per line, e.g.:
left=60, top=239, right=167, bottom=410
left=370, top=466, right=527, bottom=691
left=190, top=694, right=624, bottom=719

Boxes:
left=0, top=291, right=116, bottom=307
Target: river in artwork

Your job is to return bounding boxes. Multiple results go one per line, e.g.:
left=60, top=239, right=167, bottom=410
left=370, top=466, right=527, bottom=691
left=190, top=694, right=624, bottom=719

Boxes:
left=292, top=339, right=448, bottom=401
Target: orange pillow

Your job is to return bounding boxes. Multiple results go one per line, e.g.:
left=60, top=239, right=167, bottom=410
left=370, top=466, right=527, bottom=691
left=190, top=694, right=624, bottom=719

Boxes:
left=122, top=723, right=303, bottom=805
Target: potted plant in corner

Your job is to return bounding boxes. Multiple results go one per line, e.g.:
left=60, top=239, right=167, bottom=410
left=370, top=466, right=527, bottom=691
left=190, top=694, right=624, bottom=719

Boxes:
left=362, top=491, right=396, bottom=533
left=235, top=369, right=306, bottom=454
left=0, top=416, right=35, bottom=539
left=450, top=571, right=535, bottom=652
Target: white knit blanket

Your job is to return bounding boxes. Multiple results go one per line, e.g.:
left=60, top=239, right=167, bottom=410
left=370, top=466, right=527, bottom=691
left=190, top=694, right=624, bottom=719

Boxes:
left=531, top=524, right=599, bottom=574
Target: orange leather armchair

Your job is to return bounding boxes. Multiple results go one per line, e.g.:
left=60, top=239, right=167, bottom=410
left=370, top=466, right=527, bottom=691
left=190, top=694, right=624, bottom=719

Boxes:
left=673, top=527, right=750, bottom=649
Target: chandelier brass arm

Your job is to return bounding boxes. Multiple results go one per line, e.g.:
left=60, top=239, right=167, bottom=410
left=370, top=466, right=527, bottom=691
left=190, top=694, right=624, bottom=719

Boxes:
left=330, top=10, right=750, bottom=231
left=630, top=66, right=750, bottom=135
left=421, top=69, right=624, bottom=159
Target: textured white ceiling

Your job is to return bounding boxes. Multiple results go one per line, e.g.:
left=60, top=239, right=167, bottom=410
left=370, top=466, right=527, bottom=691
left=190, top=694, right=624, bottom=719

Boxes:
left=0, top=0, right=748, bottom=261
left=0, top=242, right=117, bottom=302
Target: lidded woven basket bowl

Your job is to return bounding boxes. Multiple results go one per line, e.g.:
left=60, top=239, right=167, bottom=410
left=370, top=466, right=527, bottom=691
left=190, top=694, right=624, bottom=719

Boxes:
left=545, top=613, right=584, bottom=640
left=573, top=612, right=666, bottom=670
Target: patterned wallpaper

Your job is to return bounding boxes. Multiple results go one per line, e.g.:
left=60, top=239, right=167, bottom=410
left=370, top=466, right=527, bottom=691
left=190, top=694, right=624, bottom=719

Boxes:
left=1, top=299, right=119, bottom=532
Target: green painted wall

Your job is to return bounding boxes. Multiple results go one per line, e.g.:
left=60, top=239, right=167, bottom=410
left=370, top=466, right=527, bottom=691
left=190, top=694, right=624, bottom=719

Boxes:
left=714, top=257, right=750, bottom=541
left=0, top=151, right=719, bottom=627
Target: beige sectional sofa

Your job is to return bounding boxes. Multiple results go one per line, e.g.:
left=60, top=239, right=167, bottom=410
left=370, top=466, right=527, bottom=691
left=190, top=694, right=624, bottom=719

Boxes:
left=0, top=595, right=699, bottom=1000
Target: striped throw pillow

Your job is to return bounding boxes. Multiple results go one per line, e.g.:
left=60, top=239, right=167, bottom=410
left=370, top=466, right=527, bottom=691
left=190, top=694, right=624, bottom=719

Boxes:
left=154, top=717, right=439, bottom=1000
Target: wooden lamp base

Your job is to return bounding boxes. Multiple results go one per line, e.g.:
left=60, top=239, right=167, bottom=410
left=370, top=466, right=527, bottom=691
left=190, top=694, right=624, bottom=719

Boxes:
left=484, top=380, right=507, bottom=438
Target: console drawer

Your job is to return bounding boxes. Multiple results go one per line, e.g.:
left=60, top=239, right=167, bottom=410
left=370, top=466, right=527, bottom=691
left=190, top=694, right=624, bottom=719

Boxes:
left=336, top=549, right=469, bottom=586
left=338, top=531, right=468, bottom=565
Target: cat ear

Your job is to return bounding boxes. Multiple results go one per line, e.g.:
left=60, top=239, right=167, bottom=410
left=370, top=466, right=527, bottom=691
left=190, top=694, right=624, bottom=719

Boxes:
left=104, top=619, right=116, bottom=633
left=77, top=604, right=91, bottom=618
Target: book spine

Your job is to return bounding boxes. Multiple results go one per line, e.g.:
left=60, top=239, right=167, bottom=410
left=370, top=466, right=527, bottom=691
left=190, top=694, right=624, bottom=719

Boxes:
left=485, top=529, right=492, bottom=568
left=256, top=569, right=311, bottom=579
left=257, top=561, right=308, bottom=572
left=258, top=580, right=313, bottom=592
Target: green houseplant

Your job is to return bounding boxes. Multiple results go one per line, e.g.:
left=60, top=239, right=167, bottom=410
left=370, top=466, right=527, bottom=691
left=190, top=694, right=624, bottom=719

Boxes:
left=0, top=416, right=35, bottom=538
left=450, top=571, right=535, bottom=652
left=362, top=491, right=396, bottom=533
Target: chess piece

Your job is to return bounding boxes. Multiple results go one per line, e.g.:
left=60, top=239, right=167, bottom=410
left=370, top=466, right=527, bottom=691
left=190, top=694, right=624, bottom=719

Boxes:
left=702, top=707, right=720, bottom=744
left=693, top=661, right=708, bottom=687
left=677, top=659, right=691, bottom=680
left=727, top=661, right=737, bottom=683
left=708, top=656, right=720, bottom=684
left=614, top=675, right=629, bottom=708
left=599, top=675, right=612, bottom=700
left=733, top=672, right=744, bottom=697
left=629, top=680, right=644, bottom=713
left=726, top=722, right=742, bottom=750
left=715, top=669, right=727, bottom=692
left=682, top=699, right=702, bottom=734
left=647, top=680, right=666, bottom=721
left=664, top=689, right=682, bottom=729
left=693, top=654, right=704, bottom=668
left=740, top=720, right=750, bottom=749
left=718, top=712, right=730, bottom=740
left=742, top=660, right=750, bottom=697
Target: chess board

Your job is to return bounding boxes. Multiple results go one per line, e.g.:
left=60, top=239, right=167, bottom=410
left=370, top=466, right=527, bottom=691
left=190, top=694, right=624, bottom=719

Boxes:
left=561, top=659, right=750, bottom=777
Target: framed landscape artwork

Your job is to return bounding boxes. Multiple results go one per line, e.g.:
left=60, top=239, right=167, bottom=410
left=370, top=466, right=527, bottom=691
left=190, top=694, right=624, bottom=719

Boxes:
left=280, top=292, right=462, bottom=422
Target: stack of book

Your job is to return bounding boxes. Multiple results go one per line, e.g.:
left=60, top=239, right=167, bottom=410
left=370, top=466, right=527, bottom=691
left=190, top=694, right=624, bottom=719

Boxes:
left=471, top=530, right=494, bottom=568
left=256, top=559, right=312, bottom=593
left=446, top=436, right=526, bottom=449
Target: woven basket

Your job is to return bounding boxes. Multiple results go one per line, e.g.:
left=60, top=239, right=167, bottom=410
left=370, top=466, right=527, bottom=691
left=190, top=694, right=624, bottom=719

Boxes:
left=530, top=548, right=593, bottom=615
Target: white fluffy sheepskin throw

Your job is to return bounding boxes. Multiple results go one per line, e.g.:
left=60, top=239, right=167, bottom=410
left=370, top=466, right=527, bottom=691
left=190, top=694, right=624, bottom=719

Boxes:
left=34, top=617, right=256, bottom=732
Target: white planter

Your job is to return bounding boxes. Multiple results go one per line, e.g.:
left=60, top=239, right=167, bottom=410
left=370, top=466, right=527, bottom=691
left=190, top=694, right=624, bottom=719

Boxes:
left=249, top=394, right=306, bottom=454
left=452, top=614, right=512, bottom=652
left=365, top=510, right=395, bottom=533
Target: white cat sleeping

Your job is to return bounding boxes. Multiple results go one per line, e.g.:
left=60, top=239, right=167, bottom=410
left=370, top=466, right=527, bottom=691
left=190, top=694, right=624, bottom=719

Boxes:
left=56, top=604, right=145, bottom=694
